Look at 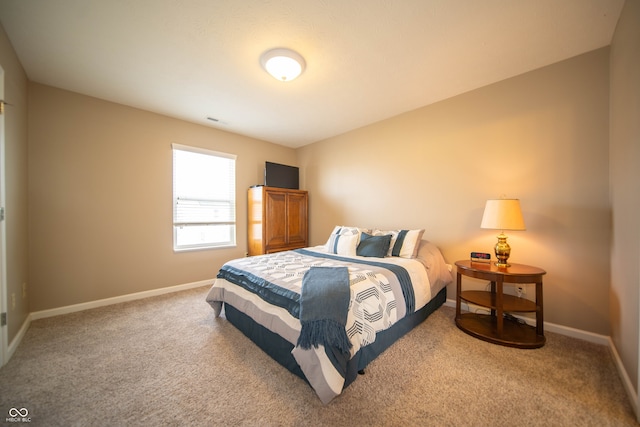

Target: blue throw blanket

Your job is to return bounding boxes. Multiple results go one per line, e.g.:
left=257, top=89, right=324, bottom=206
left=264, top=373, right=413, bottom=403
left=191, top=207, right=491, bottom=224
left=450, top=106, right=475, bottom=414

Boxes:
left=296, top=266, right=352, bottom=355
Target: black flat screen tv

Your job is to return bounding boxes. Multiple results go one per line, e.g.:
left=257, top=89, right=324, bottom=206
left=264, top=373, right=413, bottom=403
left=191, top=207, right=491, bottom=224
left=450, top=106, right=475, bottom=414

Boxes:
left=264, top=161, right=299, bottom=189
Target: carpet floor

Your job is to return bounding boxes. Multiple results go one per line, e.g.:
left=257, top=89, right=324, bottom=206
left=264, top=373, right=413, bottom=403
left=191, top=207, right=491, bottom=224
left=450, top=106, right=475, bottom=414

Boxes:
left=0, top=286, right=636, bottom=426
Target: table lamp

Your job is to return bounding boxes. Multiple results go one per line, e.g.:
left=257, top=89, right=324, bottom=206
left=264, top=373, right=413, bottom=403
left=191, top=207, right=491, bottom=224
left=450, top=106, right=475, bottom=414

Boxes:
left=480, top=199, right=526, bottom=267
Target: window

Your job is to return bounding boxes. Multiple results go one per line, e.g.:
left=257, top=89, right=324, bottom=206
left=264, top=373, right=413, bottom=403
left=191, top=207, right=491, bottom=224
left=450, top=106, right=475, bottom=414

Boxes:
left=172, top=144, right=236, bottom=251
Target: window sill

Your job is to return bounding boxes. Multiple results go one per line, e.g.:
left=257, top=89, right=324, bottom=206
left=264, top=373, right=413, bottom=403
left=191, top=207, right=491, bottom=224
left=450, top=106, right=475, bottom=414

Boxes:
left=173, top=244, right=237, bottom=253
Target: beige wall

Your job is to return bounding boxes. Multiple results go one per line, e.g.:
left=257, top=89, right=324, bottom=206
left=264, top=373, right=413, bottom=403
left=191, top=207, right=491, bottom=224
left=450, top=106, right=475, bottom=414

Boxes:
left=610, top=0, right=640, bottom=395
left=28, top=84, right=296, bottom=311
left=298, top=48, right=611, bottom=335
left=0, top=24, right=29, bottom=343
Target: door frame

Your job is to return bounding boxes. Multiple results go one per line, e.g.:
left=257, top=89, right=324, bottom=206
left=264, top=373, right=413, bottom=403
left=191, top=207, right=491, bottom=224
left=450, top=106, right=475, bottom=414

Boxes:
left=0, top=66, right=7, bottom=367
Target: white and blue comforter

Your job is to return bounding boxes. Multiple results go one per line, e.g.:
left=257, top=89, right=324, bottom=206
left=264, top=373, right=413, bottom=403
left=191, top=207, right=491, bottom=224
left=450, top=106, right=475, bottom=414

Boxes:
left=206, top=246, right=440, bottom=403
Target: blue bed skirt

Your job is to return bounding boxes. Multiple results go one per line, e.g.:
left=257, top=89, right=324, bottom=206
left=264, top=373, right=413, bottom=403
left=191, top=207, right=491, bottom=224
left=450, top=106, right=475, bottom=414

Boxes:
left=223, top=286, right=447, bottom=390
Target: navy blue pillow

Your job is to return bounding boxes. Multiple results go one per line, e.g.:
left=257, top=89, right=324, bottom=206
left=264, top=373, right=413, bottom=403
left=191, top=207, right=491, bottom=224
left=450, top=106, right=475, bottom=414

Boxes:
left=356, top=232, right=392, bottom=257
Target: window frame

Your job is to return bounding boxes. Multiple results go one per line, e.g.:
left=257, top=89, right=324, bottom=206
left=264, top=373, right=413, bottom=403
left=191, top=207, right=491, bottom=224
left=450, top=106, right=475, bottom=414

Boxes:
left=172, top=143, right=237, bottom=252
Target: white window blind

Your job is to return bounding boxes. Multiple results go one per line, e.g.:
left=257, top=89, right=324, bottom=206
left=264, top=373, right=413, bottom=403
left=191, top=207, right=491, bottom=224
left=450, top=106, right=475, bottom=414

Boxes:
left=172, top=144, right=236, bottom=251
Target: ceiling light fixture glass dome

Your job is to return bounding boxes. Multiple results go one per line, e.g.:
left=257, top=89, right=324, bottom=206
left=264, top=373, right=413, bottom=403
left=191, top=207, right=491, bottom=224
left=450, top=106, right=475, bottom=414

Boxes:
left=260, top=48, right=306, bottom=82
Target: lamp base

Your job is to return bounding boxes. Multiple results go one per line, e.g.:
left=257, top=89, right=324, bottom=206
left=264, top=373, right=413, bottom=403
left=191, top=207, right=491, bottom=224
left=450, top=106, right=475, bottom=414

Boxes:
left=494, top=233, right=511, bottom=268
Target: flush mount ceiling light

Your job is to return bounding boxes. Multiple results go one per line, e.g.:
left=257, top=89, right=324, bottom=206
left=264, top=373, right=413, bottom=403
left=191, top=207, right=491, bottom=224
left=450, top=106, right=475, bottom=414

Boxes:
left=260, top=48, right=306, bottom=82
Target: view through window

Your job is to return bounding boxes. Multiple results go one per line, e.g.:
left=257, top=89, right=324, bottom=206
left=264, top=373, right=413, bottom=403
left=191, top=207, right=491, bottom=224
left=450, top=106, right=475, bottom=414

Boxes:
left=172, top=144, right=236, bottom=251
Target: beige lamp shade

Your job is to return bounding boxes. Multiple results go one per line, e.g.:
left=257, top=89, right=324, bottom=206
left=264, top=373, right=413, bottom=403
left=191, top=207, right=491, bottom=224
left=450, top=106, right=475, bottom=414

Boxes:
left=480, top=199, right=526, bottom=231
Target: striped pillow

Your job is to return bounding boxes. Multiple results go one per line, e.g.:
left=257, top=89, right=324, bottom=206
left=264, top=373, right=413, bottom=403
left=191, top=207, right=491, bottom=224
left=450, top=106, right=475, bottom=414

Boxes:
left=325, top=226, right=369, bottom=256
left=326, top=233, right=359, bottom=256
left=371, top=229, right=425, bottom=258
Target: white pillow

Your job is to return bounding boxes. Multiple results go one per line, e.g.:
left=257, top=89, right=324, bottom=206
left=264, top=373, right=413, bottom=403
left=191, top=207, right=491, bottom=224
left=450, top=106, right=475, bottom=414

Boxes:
left=326, top=233, right=359, bottom=256
left=324, top=226, right=368, bottom=247
left=324, top=226, right=369, bottom=256
left=371, top=229, right=425, bottom=258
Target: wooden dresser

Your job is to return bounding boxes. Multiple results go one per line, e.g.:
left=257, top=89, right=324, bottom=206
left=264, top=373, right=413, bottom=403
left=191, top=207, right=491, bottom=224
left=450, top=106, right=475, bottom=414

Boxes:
left=247, top=186, right=308, bottom=256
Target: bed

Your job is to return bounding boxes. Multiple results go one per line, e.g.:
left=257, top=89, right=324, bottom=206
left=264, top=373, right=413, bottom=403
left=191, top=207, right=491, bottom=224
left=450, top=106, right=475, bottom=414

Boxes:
left=206, top=226, right=453, bottom=403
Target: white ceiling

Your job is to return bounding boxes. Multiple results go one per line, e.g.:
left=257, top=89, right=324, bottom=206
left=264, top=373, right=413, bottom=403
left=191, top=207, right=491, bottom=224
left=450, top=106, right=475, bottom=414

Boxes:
left=0, top=0, right=625, bottom=148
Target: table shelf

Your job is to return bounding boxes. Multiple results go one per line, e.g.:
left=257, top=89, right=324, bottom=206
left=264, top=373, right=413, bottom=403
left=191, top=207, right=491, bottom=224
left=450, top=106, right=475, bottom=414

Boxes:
left=456, top=313, right=545, bottom=349
left=460, top=290, right=538, bottom=313
left=455, top=260, right=546, bottom=349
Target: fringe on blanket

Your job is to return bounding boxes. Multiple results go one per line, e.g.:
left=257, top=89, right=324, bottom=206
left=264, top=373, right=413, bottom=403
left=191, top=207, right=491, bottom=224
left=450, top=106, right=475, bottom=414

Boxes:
left=298, top=318, right=352, bottom=354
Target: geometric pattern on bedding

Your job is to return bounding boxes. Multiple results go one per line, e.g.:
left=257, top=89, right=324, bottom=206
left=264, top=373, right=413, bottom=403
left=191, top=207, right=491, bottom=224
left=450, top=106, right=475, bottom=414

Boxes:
left=215, top=248, right=415, bottom=351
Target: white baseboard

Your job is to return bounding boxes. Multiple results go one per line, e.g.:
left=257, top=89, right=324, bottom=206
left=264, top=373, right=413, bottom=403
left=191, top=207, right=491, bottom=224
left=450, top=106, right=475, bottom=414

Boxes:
left=5, top=279, right=213, bottom=366
left=444, top=298, right=609, bottom=344
left=445, top=298, right=638, bottom=418
left=7, top=313, right=31, bottom=362
left=607, top=336, right=639, bottom=418
left=30, top=279, right=213, bottom=321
